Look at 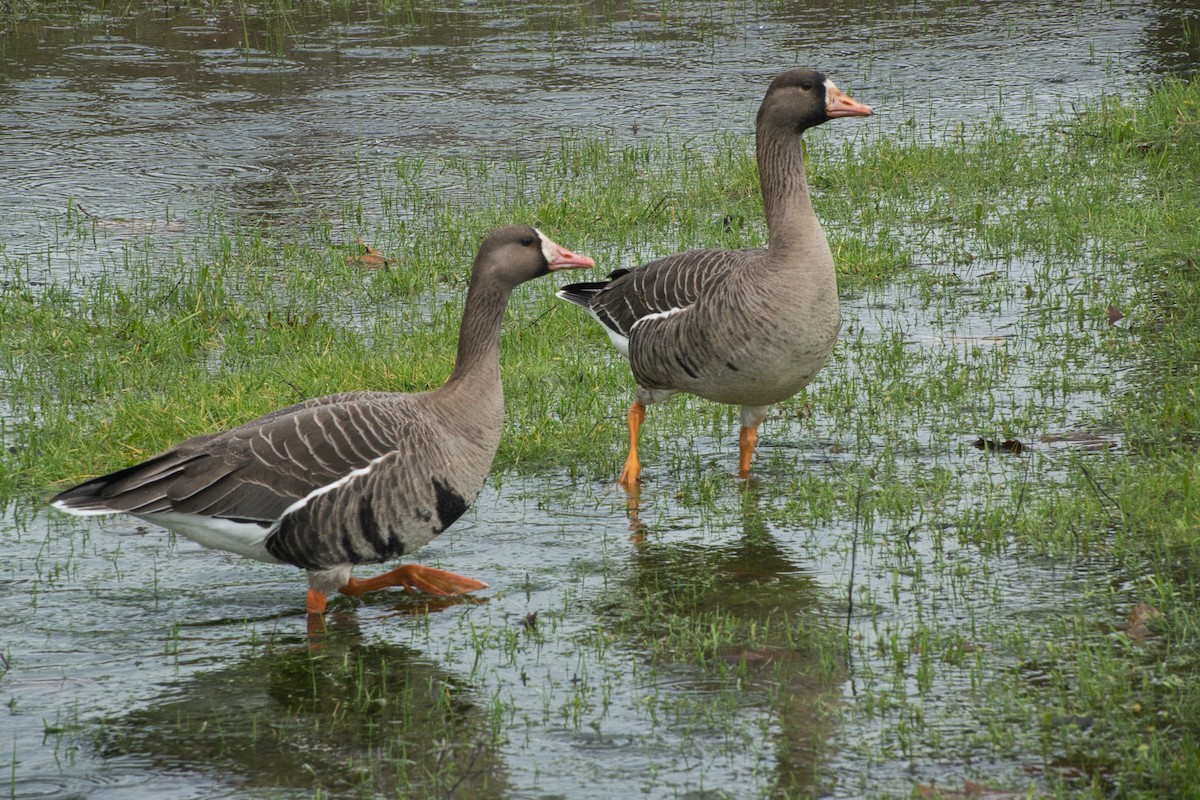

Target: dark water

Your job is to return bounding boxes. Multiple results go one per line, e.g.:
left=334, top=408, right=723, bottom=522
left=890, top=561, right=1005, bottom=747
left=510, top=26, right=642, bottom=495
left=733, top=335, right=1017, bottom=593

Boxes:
left=2, top=1, right=1197, bottom=798
left=1, top=0, right=1197, bottom=252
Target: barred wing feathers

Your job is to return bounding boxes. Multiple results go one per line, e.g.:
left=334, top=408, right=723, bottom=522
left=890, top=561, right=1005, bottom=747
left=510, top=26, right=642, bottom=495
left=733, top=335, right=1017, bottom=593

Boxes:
left=557, top=247, right=764, bottom=389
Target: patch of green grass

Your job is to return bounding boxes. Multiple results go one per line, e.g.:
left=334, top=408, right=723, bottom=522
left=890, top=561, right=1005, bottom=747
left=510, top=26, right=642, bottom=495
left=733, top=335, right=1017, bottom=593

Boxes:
left=1013, top=77, right=1200, bottom=796
left=812, top=77, right=1200, bottom=797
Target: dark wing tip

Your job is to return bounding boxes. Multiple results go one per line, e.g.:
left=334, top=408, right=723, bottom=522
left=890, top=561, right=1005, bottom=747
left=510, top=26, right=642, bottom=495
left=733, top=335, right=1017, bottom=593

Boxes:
left=51, top=477, right=113, bottom=513
left=50, top=456, right=154, bottom=511
left=556, top=280, right=610, bottom=307
left=50, top=449, right=201, bottom=515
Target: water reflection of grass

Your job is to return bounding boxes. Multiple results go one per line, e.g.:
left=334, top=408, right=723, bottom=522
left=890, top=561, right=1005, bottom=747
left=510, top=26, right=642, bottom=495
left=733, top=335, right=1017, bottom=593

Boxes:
left=3, top=72, right=1200, bottom=796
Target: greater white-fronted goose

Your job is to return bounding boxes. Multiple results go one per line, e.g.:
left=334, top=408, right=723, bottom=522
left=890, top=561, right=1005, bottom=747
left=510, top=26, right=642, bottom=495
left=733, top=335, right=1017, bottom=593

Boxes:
left=52, top=225, right=594, bottom=621
left=557, top=69, right=872, bottom=487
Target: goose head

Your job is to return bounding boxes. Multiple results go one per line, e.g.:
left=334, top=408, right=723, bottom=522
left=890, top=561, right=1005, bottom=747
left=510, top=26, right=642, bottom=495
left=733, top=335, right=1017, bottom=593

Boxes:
left=757, top=69, right=873, bottom=134
left=474, top=224, right=595, bottom=288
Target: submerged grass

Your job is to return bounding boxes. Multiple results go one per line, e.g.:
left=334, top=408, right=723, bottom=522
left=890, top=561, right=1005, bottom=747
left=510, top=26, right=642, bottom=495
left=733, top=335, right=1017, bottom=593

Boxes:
left=1021, top=79, right=1200, bottom=795
left=3, top=74, right=1200, bottom=797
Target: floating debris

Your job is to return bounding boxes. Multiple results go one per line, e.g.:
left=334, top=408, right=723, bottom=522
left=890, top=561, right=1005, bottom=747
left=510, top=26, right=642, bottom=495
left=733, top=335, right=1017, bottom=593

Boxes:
left=347, top=239, right=394, bottom=269
left=972, top=436, right=1024, bottom=455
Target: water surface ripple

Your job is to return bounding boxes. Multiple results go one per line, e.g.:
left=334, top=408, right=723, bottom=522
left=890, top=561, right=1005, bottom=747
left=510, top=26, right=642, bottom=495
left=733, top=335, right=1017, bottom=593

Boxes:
left=2, top=0, right=1196, bottom=259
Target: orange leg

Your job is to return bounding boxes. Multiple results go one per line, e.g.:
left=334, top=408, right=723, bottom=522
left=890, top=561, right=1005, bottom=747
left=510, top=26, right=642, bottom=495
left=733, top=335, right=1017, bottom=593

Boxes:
left=338, top=564, right=489, bottom=598
left=306, top=588, right=329, bottom=614
left=617, top=400, right=646, bottom=490
left=305, top=589, right=329, bottom=636
left=738, top=424, right=759, bottom=478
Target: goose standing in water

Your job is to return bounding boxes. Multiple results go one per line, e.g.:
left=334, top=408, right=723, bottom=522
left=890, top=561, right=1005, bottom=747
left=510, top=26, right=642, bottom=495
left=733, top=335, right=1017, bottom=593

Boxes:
left=53, top=226, right=594, bottom=622
left=557, top=69, right=872, bottom=488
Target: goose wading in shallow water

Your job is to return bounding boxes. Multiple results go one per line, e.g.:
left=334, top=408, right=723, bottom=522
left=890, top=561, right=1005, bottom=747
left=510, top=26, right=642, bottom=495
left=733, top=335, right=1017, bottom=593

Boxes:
left=52, top=225, right=595, bottom=624
left=556, top=69, right=872, bottom=488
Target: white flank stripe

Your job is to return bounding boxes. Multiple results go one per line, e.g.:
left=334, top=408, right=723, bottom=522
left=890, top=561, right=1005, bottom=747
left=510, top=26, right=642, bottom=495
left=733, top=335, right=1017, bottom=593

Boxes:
left=279, top=452, right=391, bottom=520
left=632, top=306, right=685, bottom=327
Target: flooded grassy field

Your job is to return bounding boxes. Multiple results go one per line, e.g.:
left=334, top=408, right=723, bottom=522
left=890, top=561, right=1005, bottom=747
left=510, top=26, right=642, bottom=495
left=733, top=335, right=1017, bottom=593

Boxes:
left=4, top=1, right=1200, bottom=798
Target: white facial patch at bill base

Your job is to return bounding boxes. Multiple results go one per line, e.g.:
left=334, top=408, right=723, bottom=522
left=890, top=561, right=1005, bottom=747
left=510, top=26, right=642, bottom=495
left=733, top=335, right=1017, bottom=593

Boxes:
left=536, top=228, right=556, bottom=265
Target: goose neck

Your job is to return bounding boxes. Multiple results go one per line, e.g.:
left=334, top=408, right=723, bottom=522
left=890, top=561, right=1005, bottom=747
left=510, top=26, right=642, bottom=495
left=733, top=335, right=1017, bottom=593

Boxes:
left=442, top=276, right=510, bottom=394
left=756, top=127, right=817, bottom=263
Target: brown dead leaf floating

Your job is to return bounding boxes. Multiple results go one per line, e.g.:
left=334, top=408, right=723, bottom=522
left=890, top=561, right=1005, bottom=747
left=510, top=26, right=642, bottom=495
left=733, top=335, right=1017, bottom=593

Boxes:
left=973, top=437, right=1024, bottom=455
left=1125, top=602, right=1163, bottom=643
left=1106, top=304, right=1125, bottom=325
left=347, top=238, right=393, bottom=269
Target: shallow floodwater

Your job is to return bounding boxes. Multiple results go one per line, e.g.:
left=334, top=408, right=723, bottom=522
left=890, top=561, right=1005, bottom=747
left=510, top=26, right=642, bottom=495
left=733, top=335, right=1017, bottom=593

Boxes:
left=0, top=458, right=1123, bottom=799
left=2, top=1, right=1196, bottom=798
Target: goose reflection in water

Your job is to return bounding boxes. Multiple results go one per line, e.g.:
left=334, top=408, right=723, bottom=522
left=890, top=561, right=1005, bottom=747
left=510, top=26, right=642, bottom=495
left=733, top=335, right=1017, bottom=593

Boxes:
left=98, top=612, right=510, bottom=799
left=615, top=482, right=846, bottom=796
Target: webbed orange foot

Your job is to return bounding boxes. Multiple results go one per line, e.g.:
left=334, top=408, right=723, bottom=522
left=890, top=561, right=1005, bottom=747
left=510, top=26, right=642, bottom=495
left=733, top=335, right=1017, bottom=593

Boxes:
left=339, top=564, right=489, bottom=598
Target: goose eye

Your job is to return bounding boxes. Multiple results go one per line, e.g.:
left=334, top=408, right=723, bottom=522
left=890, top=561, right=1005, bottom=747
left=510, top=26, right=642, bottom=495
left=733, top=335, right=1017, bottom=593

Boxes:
left=800, top=80, right=813, bottom=91
left=520, top=236, right=534, bottom=246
